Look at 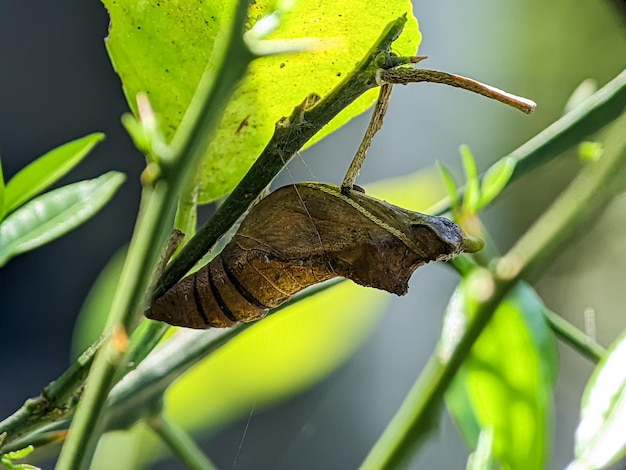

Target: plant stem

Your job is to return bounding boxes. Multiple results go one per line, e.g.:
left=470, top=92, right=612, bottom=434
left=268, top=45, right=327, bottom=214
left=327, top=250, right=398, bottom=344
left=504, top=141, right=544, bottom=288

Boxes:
left=54, top=2, right=255, bottom=469
left=379, top=67, right=536, bottom=114
left=361, top=110, right=626, bottom=469
left=542, top=307, right=606, bottom=363
left=148, top=415, right=217, bottom=470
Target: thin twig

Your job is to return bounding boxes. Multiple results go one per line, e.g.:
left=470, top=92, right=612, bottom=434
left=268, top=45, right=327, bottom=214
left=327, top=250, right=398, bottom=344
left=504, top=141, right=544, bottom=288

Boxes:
left=379, top=67, right=536, bottom=114
left=342, top=84, right=394, bottom=192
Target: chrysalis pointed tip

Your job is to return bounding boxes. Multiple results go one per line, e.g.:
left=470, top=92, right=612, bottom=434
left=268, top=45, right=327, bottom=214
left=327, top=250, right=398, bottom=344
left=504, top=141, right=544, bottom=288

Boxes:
left=462, top=234, right=484, bottom=254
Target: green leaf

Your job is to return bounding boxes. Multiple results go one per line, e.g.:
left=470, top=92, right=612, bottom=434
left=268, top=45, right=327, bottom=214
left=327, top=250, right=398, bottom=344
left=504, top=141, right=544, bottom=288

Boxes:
left=569, top=328, right=626, bottom=470
left=445, top=282, right=558, bottom=470
left=0, top=172, right=125, bottom=267
left=3, top=133, right=105, bottom=216
left=478, top=156, right=516, bottom=211
left=437, top=161, right=460, bottom=214
left=103, top=0, right=420, bottom=203
left=459, top=144, right=480, bottom=215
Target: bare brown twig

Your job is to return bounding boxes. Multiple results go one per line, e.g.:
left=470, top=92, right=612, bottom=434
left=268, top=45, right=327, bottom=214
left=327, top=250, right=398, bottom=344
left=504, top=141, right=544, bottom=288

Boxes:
left=379, top=67, right=536, bottom=114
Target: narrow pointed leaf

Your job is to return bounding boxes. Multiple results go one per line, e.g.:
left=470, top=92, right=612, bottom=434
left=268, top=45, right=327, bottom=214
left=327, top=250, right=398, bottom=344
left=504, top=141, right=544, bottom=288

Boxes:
left=437, top=161, right=460, bottom=213
left=445, top=282, right=558, bottom=470
left=0, top=172, right=125, bottom=267
left=103, top=0, right=420, bottom=203
left=569, top=328, right=626, bottom=470
left=3, top=133, right=105, bottom=215
left=460, top=145, right=480, bottom=214
left=478, top=156, right=516, bottom=211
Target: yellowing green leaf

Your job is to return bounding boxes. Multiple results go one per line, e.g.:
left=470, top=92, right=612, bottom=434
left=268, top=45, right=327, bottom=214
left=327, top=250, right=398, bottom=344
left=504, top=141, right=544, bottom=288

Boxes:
left=103, top=0, right=420, bottom=203
left=90, top=426, right=157, bottom=470
left=445, top=282, right=558, bottom=470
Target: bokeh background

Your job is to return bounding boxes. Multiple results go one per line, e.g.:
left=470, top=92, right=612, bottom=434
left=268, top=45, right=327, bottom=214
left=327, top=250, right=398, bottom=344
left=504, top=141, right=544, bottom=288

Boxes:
left=1, top=1, right=625, bottom=468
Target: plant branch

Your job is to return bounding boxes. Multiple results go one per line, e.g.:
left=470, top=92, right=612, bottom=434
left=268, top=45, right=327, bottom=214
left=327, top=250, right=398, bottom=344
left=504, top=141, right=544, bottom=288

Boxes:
left=148, top=414, right=217, bottom=470
left=379, top=67, right=537, bottom=114
left=54, top=1, right=256, bottom=468
left=361, top=110, right=626, bottom=469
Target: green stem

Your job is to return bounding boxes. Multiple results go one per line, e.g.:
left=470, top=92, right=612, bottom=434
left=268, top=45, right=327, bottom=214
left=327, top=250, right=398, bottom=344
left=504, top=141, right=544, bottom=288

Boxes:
left=542, top=307, right=606, bottom=363
left=148, top=415, right=217, bottom=470
left=54, top=2, right=255, bottom=469
left=361, top=110, right=626, bottom=469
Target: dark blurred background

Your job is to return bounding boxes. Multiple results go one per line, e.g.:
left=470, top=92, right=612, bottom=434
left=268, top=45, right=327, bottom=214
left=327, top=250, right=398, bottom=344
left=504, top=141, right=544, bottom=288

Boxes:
left=1, top=1, right=625, bottom=469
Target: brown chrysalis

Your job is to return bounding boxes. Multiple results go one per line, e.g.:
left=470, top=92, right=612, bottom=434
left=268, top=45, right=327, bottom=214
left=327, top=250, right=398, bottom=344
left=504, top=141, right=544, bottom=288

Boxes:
left=146, top=183, right=482, bottom=329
